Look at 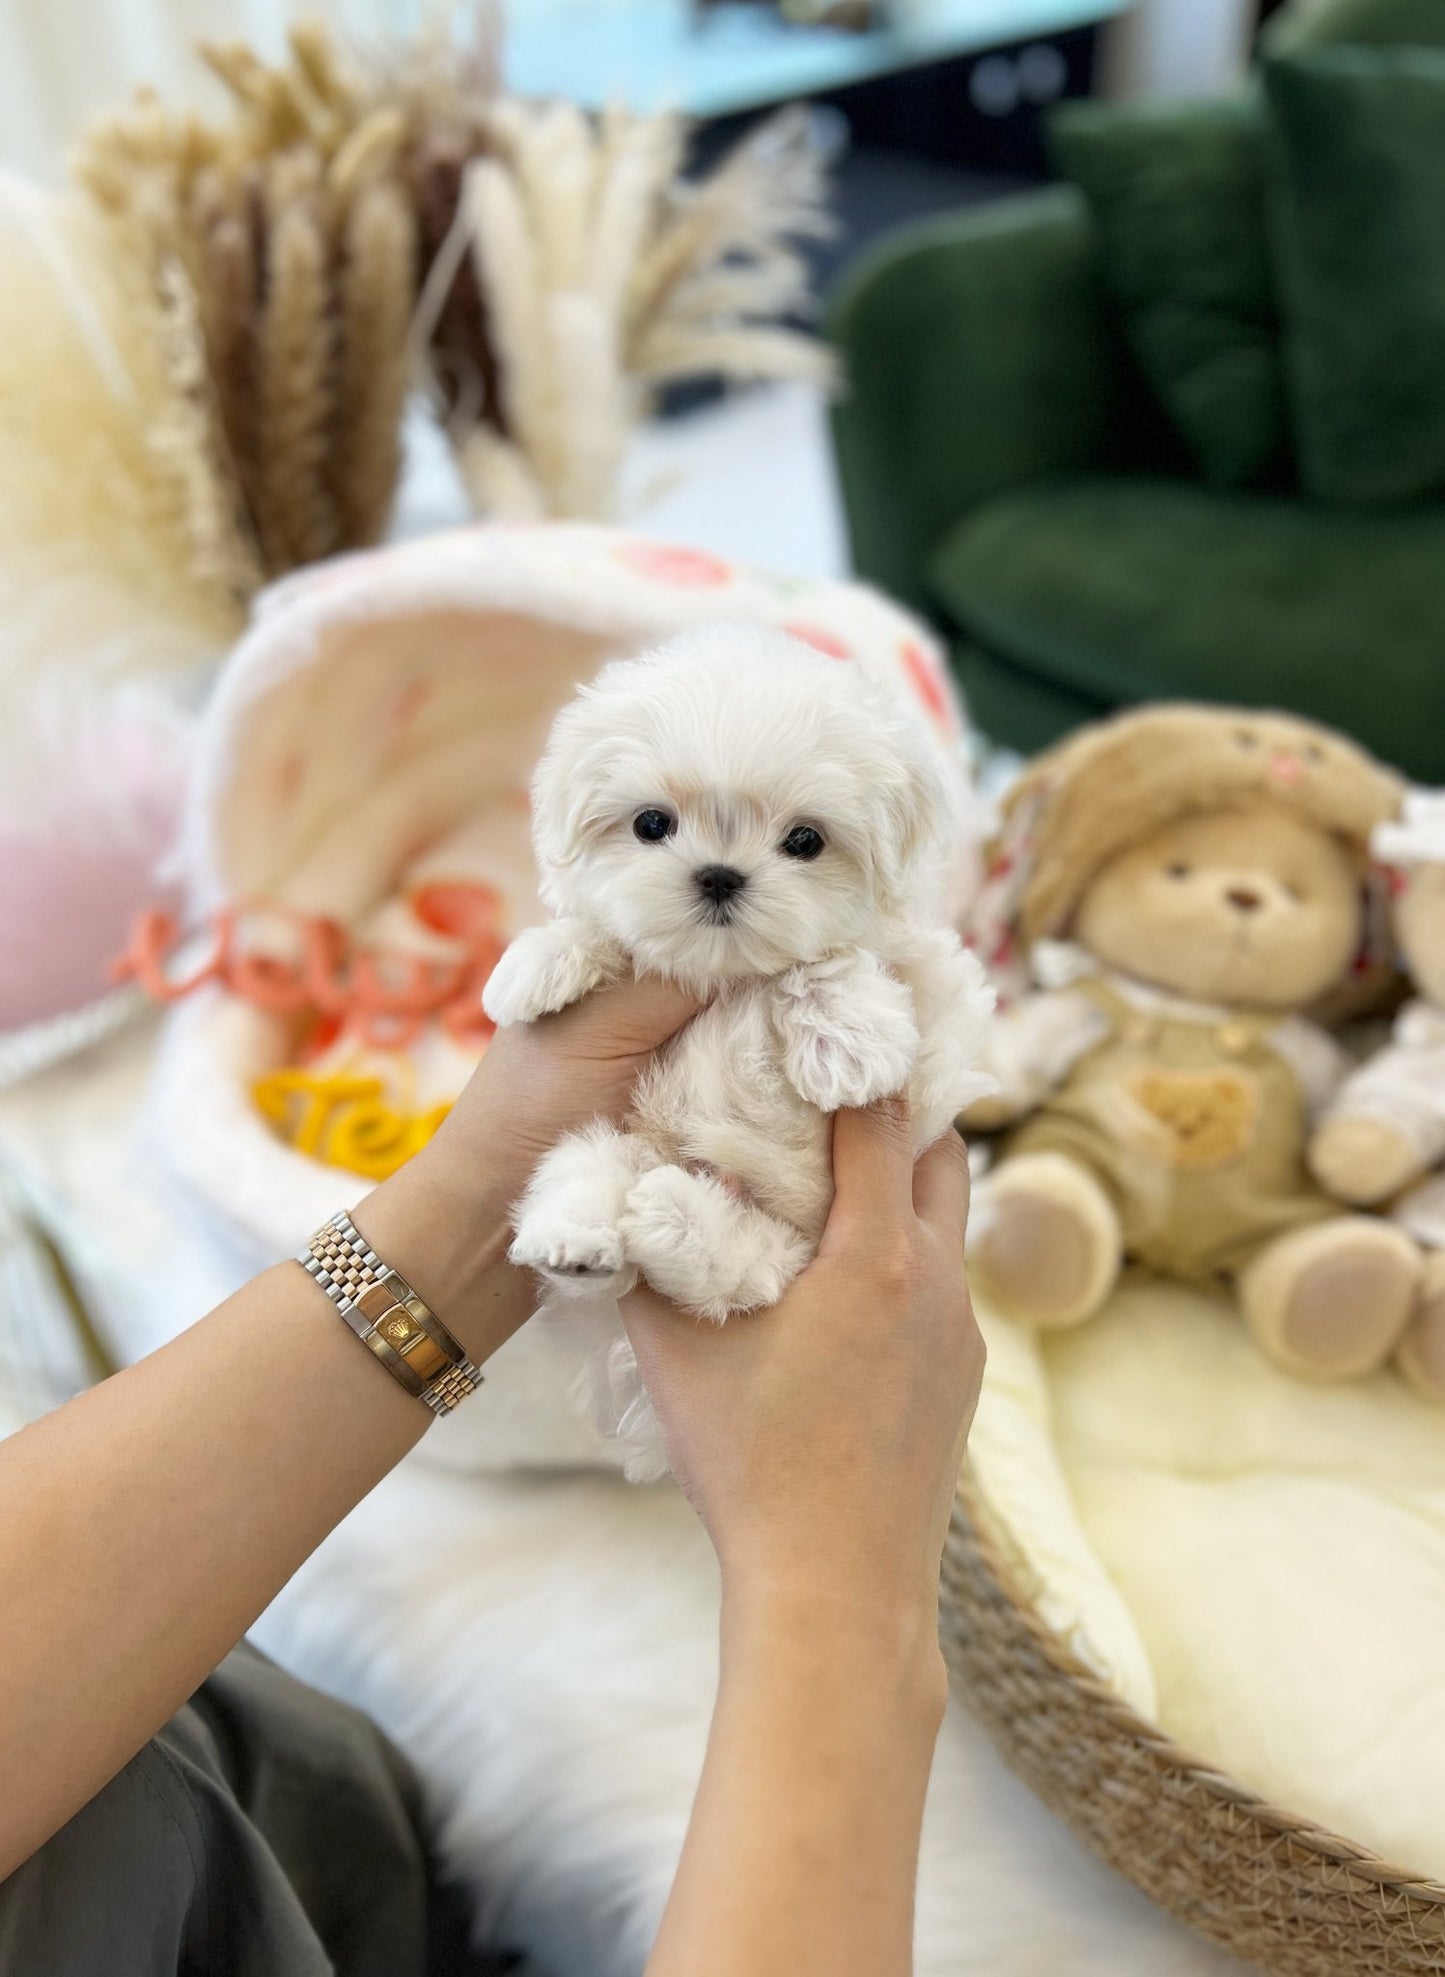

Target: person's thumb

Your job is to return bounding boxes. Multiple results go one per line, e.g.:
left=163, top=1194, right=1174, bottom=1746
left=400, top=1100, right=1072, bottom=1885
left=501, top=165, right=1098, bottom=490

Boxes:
left=558, top=973, right=707, bottom=1055
left=819, top=1095, right=913, bottom=1253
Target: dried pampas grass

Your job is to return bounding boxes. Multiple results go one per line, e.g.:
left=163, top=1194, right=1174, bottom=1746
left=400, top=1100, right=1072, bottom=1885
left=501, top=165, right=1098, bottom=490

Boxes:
left=67, top=11, right=835, bottom=576
left=438, top=97, right=835, bottom=519
left=0, top=174, right=237, bottom=817
left=333, top=178, right=416, bottom=546
left=254, top=159, right=341, bottom=571
left=75, top=16, right=445, bottom=592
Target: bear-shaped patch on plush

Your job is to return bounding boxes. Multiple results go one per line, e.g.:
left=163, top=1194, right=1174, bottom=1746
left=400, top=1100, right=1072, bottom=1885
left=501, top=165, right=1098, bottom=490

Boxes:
left=1310, top=791, right=1445, bottom=1400
left=964, top=704, right=1422, bottom=1387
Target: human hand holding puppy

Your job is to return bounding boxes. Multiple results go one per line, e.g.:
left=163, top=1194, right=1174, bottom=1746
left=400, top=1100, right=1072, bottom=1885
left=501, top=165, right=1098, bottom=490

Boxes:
left=628, top=1096, right=982, bottom=1977
left=380, top=966, right=985, bottom=1977
left=626, top=1095, right=981, bottom=1617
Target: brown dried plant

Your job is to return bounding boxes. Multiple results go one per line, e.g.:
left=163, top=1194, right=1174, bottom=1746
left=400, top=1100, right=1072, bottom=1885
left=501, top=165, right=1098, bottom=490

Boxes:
left=73, top=11, right=833, bottom=600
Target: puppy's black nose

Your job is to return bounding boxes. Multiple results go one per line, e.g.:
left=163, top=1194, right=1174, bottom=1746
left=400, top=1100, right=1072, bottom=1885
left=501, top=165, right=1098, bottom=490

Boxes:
left=694, top=864, right=747, bottom=904
left=1226, top=886, right=1263, bottom=913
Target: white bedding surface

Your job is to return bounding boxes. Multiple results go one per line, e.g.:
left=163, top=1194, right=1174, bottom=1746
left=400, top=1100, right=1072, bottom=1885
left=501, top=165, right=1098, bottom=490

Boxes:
left=251, top=1457, right=1246, bottom=1977
left=0, top=1025, right=1248, bottom=1975
left=7, top=1013, right=1440, bottom=1923
left=974, top=1275, right=1445, bottom=1886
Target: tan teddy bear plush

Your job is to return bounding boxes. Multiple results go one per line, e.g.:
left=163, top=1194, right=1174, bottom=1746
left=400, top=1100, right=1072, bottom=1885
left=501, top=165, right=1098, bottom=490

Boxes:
left=1310, top=791, right=1445, bottom=1399
left=966, top=704, right=1420, bottom=1386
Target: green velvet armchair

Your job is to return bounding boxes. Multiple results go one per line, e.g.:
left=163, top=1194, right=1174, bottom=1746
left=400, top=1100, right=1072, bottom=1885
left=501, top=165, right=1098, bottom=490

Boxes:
left=827, top=0, right=1445, bottom=778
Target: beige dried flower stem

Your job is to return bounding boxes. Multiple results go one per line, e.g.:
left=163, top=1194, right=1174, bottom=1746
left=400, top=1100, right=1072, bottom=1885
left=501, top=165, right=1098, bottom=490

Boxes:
left=254, top=159, right=341, bottom=571
left=70, top=9, right=835, bottom=571
left=332, top=178, right=417, bottom=545
left=151, top=252, right=262, bottom=599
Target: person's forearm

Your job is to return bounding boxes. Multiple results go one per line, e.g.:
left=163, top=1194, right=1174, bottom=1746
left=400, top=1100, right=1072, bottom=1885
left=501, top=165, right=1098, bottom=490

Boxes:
left=0, top=1145, right=524, bottom=1880
left=647, top=1584, right=948, bottom=1977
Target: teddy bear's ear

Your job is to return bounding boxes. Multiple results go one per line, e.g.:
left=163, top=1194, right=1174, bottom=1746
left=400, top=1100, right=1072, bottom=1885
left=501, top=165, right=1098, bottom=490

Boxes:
left=997, top=703, right=1404, bottom=943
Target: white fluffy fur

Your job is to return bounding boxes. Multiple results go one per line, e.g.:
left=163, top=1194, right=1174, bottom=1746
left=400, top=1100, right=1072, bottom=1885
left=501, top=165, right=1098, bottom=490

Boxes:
left=483, top=624, right=996, bottom=1477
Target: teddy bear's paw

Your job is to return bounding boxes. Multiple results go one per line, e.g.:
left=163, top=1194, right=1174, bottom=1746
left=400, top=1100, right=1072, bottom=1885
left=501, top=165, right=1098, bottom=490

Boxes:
left=1309, top=1114, right=1424, bottom=1206
left=968, top=1153, right=1121, bottom=1329
left=622, top=1166, right=810, bottom=1322
left=509, top=1214, right=637, bottom=1297
left=959, top=1090, right=1017, bottom=1134
left=1396, top=1251, right=1445, bottom=1402
left=482, top=926, right=609, bottom=1027
left=1238, top=1218, right=1421, bottom=1380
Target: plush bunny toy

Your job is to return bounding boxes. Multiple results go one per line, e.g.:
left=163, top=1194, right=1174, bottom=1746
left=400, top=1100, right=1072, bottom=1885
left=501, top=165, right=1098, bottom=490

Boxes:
left=1310, top=791, right=1445, bottom=1399
left=482, top=624, right=995, bottom=1476
left=964, top=704, right=1420, bottom=1388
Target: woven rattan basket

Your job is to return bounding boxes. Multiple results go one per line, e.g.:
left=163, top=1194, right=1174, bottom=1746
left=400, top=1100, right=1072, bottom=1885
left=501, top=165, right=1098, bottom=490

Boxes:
left=941, top=1468, right=1445, bottom=1975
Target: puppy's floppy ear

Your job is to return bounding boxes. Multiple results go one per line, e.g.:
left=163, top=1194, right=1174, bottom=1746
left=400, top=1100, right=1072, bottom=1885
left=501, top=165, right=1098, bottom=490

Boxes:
left=530, top=684, right=628, bottom=896
left=863, top=711, right=955, bottom=917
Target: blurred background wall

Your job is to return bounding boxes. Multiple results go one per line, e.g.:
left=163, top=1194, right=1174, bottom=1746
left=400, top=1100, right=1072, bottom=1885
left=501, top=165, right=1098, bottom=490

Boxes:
left=2, top=0, right=1256, bottom=184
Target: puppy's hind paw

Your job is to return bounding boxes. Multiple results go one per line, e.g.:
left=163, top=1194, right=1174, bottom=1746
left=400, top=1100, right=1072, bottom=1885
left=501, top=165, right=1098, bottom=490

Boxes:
left=619, top=1166, right=725, bottom=1313
left=621, top=1166, right=809, bottom=1322
left=509, top=1217, right=637, bottom=1297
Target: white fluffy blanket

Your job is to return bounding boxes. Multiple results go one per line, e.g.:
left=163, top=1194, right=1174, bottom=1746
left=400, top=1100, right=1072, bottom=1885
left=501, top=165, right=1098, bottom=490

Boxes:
left=1, top=1024, right=1250, bottom=1972
left=250, top=1457, right=1246, bottom=1976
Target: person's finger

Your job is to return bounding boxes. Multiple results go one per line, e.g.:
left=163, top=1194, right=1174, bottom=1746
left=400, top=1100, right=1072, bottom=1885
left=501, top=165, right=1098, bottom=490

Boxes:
left=619, top=1281, right=676, bottom=1346
left=822, top=1095, right=915, bottom=1247
left=620, top=1282, right=718, bottom=1388
left=912, top=1127, right=971, bottom=1247
left=549, top=972, right=707, bottom=1055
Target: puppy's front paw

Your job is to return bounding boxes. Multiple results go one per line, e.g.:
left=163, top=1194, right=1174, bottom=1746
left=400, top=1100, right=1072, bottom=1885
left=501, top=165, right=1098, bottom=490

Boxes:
left=801, top=1024, right=917, bottom=1111
left=482, top=925, right=610, bottom=1026
left=509, top=1213, right=637, bottom=1296
left=778, top=956, right=918, bottom=1111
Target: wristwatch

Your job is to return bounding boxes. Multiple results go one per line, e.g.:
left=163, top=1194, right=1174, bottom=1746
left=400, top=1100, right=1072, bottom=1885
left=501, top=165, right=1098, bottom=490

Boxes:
left=298, top=1209, right=482, bottom=1416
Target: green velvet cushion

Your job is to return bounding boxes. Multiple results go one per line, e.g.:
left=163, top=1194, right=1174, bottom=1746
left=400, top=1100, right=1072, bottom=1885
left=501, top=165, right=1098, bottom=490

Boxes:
left=1263, top=0, right=1445, bottom=56
left=926, top=476, right=1445, bottom=779
left=1265, top=48, right=1445, bottom=504
left=826, top=189, right=1154, bottom=614
left=1048, top=97, right=1289, bottom=492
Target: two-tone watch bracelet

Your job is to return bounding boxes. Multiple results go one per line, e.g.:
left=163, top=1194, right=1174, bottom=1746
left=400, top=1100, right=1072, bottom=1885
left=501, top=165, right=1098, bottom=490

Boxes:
left=297, top=1209, right=482, bottom=1416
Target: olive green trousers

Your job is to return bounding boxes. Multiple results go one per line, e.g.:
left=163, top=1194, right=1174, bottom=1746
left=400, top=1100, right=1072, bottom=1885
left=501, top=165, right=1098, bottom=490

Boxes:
left=0, top=1644, right=512, bottom=1977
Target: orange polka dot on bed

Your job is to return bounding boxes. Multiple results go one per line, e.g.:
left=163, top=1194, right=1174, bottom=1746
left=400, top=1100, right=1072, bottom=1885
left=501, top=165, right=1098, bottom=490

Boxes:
left=899, top=638, right=950, bottom=727
left=781, top=621, right=850, bottom=660
left=385, top=677, right=433, bottom=733
left=272, top=748, right=305, bottom=802
left=617, top=543, right=732, bottom=587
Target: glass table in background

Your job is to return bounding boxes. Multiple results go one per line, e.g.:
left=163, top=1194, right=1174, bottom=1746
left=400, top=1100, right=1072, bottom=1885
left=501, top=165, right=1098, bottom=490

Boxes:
left=504, top=0, right=1131, bottom=116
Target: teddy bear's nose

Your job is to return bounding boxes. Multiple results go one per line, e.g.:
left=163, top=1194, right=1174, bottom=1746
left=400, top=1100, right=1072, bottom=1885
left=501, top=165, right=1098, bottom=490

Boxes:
left=694, top=864, right=747, bottom=904
left=1225, top=885, right=1263, bottom=914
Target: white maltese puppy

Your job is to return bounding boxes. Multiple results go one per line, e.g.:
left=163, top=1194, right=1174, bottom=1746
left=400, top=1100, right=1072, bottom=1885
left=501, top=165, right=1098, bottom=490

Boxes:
left=483, top=623, right=995, bottom=1477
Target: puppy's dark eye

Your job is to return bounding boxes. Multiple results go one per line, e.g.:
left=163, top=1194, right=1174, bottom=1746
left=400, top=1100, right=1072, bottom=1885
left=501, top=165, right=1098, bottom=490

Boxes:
left=1167, top=863, right=1191, bottom=880
left=781, top=824, right=825, bottom=861
left=633, top=808, right=676, bottom=843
